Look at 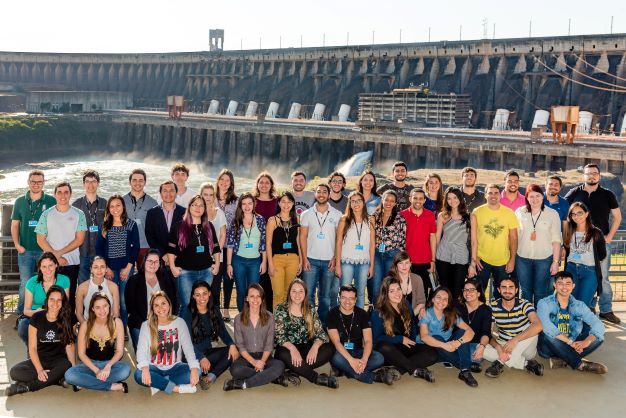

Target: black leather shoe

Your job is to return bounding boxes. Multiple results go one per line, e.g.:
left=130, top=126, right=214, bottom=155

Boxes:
left=223, top=378, right=245, bottom=391
left=413, top=368, right=435, bottom=383
left=315, top=373, right=339, bottom=389
left=525, top=359, right=544, bottom=376
left=373, top=368, right=394, bottom=385
left=470, top=363, right=482, bottom=373
left=599, top=312, right=621, bottom=324
left=272, top=373, right=289, bottom=387
left=120, top=382, right=129, bottom=393
left=6, top=383, right=29, bottom=396
left=485, top=361, right=504, bottom=378
left=458, top=370, right=478, bottom=387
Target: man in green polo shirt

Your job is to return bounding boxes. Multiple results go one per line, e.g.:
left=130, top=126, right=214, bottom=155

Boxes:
left=10, top=170, right=56, bottom=316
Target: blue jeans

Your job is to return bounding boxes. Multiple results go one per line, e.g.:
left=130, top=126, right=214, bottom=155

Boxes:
left=565, top=263, right=597, bottom=308
left=64, top=360, right=131, bottom=391
left=17, top=316, right=30, bottom=344
left=111, top=266, right=134, bottom=328
left=537, top=332, right=603, bottom=369
left=134, top=363, right=195, bottom=394
left=330, top=349, right=385, bottom=384
left=17, top=250, right=41, bottom=315
left=177, top=268, right=213, bottom=317
left=232, top=255, right=261, bottom=312
left=340, top=262, right=370, bottom=309
left=302, top=257, right=338, bottom=326
left=370, top=249, right=400, bottom=305
left=78, top=255, right=95, bottom=284
left=475, top=260, right=509, bottom=300
left=129, top=327, right=141, bottom=354
left=598, top=242, right=613, bottom=314
left=432, top=328, right=472, bottom=371
left=469, top=343, right=482, bottom=364
left=516, top=255, right=552, bottom=306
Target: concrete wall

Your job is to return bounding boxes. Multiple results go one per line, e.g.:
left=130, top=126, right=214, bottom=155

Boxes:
left=2, top=33, right=625, bottom=128
left=25, top=91, right=132, bottom=112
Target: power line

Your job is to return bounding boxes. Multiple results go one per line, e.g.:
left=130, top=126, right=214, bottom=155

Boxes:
left=552, top=55, right=626, bottom=89
left=534, top=58, right=626, bottom=93
left=572, top=53, right=626, bottom=83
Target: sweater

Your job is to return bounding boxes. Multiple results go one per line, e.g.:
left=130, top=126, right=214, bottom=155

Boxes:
left=136, top=316, right=199, bottom=371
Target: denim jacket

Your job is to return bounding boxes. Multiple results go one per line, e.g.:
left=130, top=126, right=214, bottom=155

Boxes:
left=226, top=214, right=267, bottom=255
left=537, top=294, right=604, bottom=342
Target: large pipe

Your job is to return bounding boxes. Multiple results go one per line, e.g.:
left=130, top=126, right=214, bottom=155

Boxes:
left=288, top=103, right=301, bottom=119
left=266, top=102, right=279, bottom=118
left=337, top=104, right=351, bottom=122
left=492, top=109, right=510, bottom=131
left=311, top=103, right=326, bottom=121
left=532, top=110, right=550, bottom=128
left=207, top=99, right=219, bottom=114
left=245, top=101, right=258, bottom=117
left=578, top=111, right=593, bottom=134
left=226, top=100, right=239, bottom=116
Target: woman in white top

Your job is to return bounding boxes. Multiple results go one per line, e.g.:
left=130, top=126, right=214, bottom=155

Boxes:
left=514, top=184, right=562, bottom=305
left=134, top=291, right=199, bottom=395
left=75, top=256, right=120, bottom=323
left=200, top=182, right=227, bottom=255
left=335, top=191, right=375, bottom=309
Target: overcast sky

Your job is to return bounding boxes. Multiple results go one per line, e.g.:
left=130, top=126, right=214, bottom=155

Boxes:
left=1, top=0, right=622, bottom=53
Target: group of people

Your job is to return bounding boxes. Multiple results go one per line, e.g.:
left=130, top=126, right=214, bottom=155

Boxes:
left=6, top=160, right=618, bottom=395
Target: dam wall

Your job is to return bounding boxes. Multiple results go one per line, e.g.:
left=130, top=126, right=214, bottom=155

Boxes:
left=2, top=33, right=626, bottom=129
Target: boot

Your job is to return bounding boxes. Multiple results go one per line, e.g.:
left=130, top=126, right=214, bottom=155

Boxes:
left=314, top=373, right=339, bottom=389
left=223, top=378, right=246, bottom=391
left=373, top=368, right=394, bottom=385
left=413, top=368, right=435, bottom=383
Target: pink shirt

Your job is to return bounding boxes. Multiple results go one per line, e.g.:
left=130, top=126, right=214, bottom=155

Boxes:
left=500, top=191, right=525, bottom=211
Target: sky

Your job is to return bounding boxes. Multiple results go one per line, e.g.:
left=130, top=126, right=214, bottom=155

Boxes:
left=1, top=0, right=623, bottom=53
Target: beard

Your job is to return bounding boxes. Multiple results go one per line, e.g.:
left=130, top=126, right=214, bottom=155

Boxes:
left=585, top=181, right=599, bottom=187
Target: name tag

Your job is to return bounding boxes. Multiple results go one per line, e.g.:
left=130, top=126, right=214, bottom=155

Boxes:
left=282, top=242, right=292, bottom=250
left=89, top=225, right=99, bottom=233
left=378, top=243, right=386, bottom=252
left=344, top=342, right=354, bottom=350
left=28, top=220, right=38, bottom=227
left=245, top=243, right=254, bottom=249
left=355, top=244, right=364, bottom=251
left=316, top=232, right=326, bottom=240
left=196, top=245, right=205, bottom=253
left=571, top=253, right=582, bottom=262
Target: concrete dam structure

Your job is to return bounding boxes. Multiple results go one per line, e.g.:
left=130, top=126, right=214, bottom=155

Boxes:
left=2, top=33, right=626, bottom=129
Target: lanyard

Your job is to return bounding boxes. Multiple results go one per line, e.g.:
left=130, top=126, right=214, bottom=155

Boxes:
left=84, top=196, right=100, bottom=226
left=243, top=221, right=254, bottom=244
left=339, top=311, right=355, bottom=343
left=278, top=216, right=291, bottom=243
left=354, top=221, right=364, bottom=244
left=530, top=210, right=542, bottom=231
left=28, top=195, right=44, bottom=221
left=131, top=194, right=146, bottom=213
left=315, top=210, right=329, bottom=231
left=194, top=224, right=203, bottom=246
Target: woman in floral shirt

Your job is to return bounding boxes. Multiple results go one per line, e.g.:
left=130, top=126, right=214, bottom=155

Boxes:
left=369, top=190, right=407, bottom=307
left=274, top=279, right=337, bottom=388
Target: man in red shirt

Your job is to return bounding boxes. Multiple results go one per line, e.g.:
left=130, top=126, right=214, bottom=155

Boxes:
left=400, top=188, right=436, bottom=298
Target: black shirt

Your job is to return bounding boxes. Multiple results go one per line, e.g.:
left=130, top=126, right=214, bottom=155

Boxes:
left=270, top=217, right=299, bottom=256
left=85, top=335, right=116, bottom=361
left=565, top=184, right=619, bottom=235
left=377, top=183, right=414, bottom=211
left=327, top=306, right=371, bottom=350
left=167, top=221, right=221, bottom=271
left=30, top=311, right=67, bottom=366
left=462, top=189, right=486, bottom=213
left=457, top=303, right=492, bottom=344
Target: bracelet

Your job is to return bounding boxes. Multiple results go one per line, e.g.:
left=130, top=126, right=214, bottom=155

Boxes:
left=457, top=338, right=464, bottom=344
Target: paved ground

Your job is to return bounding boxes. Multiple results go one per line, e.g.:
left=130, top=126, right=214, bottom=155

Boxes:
left=1, top=305, right=625, bottom=418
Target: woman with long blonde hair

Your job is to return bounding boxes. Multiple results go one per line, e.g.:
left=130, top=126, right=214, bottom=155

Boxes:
left=64, top=293, right=130, bottom=392
left=134, top=291, right=199, bottom=395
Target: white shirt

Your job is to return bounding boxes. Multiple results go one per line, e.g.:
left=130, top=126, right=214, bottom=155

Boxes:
left=300, top=204, right=342, bottom=260
left=515, top=206, right=562, bottom=259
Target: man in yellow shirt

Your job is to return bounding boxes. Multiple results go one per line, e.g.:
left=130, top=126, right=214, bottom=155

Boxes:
left=470, top=184, right=518, bottom=299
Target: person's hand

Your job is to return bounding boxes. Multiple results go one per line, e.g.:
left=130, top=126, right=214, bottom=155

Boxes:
left=368, top=265, right=374, bottom=279
left=253, top=359, right=266, bottom=372
left=120, top=266, right=131, bottom=281
left=402, top=337, right=416, bottom=348
left=497, top=348, right=510, bottom=363
left=268, top=262, right=276, bottom=277
left=189, top=368, right=199, bottom=386
left=290, top=347, right=303, bottom=367
left=228, top=345, right=239, bottom=361
left=327, top=258, right=335, bottom=271
left=335, top=265, right=342, bottom=279
left=474, top=258, right=484, bottom=272
left=200, top=358, right=211, bottom=374
left=302, top=259, right=311, bottom=272
left=306, top=345, right=319, bottom=365
left=16, top=244, right=26, bottom=254
left=427, top=261, right=435, bottom=273
left=503, top=338, right=518, bottom=354
left=259, top=262, right=266, bottom=275
left=472, top=345, right=485, bottom=361
left=171, top=266, right=182, bottom=278
left=505, top=258, right=515, bottom=274
left=141, top=367, right=151, bottom=386
left=37, top=369, right=49, bottom=382
left=348, top=357, right=362, bottom=374
left=105, top=268, right=114, bottom=280
left=96, top=364, right=111, bottom=381
left=415, top=306, right=426, bottom=320
left=58, top=257, right=69, bottom=267
left=571, top=341, right=587, bottom=354
left=550, top=261, right=559, bottom=276
left=211, top=264, right=219, bottom=276
left=467, top=264, right=477, bottom=278
left=297, top=263, right=302, bottom=275
left=227, top=265, right=234, bottom=279
left=442, top=341, right=458, bottom=352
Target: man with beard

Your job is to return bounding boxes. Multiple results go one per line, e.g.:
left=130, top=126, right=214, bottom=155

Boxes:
left=291, top=171, right=315, bottom=216
left=328, top=171, right=348, bottom=213
left=470, top=184, right=518, bottom=299
left=500, top=170, right=525, bottom=211
left=543, top=175, right=569, bottom=231
left=565, top=164, right=621, bottom=324
left=483, top=277, right=544, bottom=378
left=460, top=167, right=485, bottom=213
left=377, top=162, right=414, bottom=211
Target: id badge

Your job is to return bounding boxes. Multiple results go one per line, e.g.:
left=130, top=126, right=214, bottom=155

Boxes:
left=316, top=232, right=326, bottom=240
left=196, top=245, right=205, bottom=253
left=378, top=242, right=385, bottom=252
left=282, top=242, right=292, bottom=250
left=28, top=220, right=38, bottom=228
left=245, top=243, right=254, bottom=249
left=344, top=341, right=354, bottom=350
left=355, top=244, right=364, bottom=251
left=530, top=231, right=537, bottom=241
left=571, top=253, right=582, bottom=262
left=89, top=225, right=99, bottom=233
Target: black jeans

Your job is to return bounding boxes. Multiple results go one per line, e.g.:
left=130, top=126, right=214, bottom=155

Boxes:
left=259, top=272, right=273, bottom=313
left=435, top=260, right=468, bottom=301
left=375, top=341, right=438, bottom=374
left=10, top=358, right=72, bottom=391
left=275, top=341, right=335, bottom=382
left=411, top=263, right=432, bottom=299
left=58, top=265, right=80, bottom=312
left=201, top=346, right=232, bottom=378
left=211, top=249, right=234, bottom=311
left=229, top=352, right=284, bottom=388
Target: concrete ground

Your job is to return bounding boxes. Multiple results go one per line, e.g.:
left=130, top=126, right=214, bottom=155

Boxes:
left=1, top=305, right=625, bottom=418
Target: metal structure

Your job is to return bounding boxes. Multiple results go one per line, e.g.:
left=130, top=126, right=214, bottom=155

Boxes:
left=209, top=29, right=224, bottom=51
left=551, top=105, right=579, bottom=144
left=166, top=95, right=184, bottom=119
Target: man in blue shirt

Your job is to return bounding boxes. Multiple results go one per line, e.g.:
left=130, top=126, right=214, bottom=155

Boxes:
left=543, top=175, right=568, bottom=232
left=537, top=271, right=607, bottom=373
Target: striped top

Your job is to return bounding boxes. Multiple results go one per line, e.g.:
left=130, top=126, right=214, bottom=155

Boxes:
left=490, top=298, right=535, bottom=341
left=435, top=218, right=470, bottom=265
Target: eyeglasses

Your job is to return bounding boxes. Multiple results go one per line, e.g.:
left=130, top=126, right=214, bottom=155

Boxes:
left=583, top=172, right=600, bottom=176
left=350, top=199, right=364, bottom=205
left=29, top=180, right=44, bottom=185
left=462, top=288, right=477, bottom=293
left=330, top=179, right=344, bottom=184
left=190, top=203, right=205, bottom=208
left=145, top=259, right=160, bottom=264
left=570, top=211, right=586, bottom=217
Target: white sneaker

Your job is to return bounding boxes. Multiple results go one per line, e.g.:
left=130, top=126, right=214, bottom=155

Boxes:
left=150, top=387, right=160, bottom=396
left=177, top=384, right=197, bottom=394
